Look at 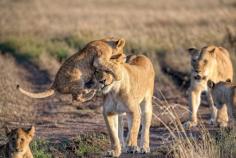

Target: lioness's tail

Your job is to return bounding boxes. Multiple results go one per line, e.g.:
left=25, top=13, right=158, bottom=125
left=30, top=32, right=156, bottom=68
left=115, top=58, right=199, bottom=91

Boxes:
left=16, top=85, right=55, bottom=98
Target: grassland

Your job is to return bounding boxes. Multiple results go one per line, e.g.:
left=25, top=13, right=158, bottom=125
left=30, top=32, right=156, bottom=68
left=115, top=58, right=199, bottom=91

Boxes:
left=0, top=0, right=235, bottom=157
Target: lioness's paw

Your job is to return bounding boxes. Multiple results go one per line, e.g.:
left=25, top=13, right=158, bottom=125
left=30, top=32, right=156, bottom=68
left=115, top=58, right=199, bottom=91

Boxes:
left=139, top=147, right=150, bottom=154
left=183, top=121, right=197, bottom=129
left=218, top=121, right=228, bottom=128
left=105, top=150, right=120, bottom=157
left=126, top=146, right=140, bottom=154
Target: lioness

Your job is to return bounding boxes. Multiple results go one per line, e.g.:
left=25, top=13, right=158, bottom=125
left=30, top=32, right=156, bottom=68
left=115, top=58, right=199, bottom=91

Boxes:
left=208, top=79, right=236, bottom=126
left=0, top=126, right=35, bottom=158
left=94, top=55, right=155, bottom=157
left=185, top=46, right=233, bottom=128
left=17, top=38, right=126, bottom=102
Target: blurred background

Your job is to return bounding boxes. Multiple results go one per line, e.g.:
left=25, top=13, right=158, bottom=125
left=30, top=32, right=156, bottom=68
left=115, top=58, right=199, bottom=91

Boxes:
left=0, top=0, right=235, bottom=157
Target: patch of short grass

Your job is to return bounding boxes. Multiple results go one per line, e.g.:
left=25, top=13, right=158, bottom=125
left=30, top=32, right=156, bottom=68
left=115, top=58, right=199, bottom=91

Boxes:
left=215, top=128, right=236, bottom=158
left=31, top=139, right=52, bottom=158
left=74, top=132, right=109, bottom=156
left=0, top=36, right=44, bottom=60
left=64, top=34, right=89, bottom=50
left=0, top=36, right=72, bottom=63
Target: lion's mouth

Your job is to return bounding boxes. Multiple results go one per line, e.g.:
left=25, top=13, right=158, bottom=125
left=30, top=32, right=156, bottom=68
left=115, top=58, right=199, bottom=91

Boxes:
left=100, top=82, right=113, bottom=90
left=11, top=148, right=23, bottom=153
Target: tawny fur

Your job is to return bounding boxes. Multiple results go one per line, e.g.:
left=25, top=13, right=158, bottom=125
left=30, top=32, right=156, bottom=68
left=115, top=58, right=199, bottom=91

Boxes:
left=208, top=80, right=236, bottom=126
left=17, top=38, right=126, bottom=102
left=185, top=46, right=233, bottom=128
left=94, top=55, right=155, bottom=157
left=0, top=126, right=35, bottom=158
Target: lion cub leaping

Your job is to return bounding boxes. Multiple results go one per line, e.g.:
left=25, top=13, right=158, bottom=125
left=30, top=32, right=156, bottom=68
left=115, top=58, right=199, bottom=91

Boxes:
left=94, top=55, right=155, bottom=157
left=0, top=126, right=35, bottom=158
left=208, top=79, right=236, bottom=126
left=17, top=38, right=126, bottom=103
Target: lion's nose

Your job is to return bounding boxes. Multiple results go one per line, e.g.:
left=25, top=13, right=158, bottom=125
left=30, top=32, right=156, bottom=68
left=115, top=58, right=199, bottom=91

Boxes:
left=194, top=75, right=201, bottom=80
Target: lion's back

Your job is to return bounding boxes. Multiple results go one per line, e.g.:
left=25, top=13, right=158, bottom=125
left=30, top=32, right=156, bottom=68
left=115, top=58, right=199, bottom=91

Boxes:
left=214, top=46, right=233, bottom=81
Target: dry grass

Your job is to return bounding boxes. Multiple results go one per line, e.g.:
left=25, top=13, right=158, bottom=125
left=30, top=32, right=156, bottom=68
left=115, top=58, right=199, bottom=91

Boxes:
left=0, top=54, right=35, bottom=123
left=152, top=97, right=236, bottom=158
left=0, top=0, right=236, bottom=157
left=0, top=0, right=235, bottom=79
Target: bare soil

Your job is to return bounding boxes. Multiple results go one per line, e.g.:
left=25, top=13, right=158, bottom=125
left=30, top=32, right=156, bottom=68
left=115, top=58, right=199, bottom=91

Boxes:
left=0, top=53, right=214, bottom=157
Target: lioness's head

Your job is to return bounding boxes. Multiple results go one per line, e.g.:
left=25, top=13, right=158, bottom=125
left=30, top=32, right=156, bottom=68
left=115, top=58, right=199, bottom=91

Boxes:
left=94, top=70, right=115, bottom=94
left=5, top=126, right=35, bottom=155
left=188, top=46, right=218, bottom=82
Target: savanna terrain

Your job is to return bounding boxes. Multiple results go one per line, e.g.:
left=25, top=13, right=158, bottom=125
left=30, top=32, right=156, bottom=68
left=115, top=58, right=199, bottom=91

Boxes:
left=0, top=0, right=235, bottom=157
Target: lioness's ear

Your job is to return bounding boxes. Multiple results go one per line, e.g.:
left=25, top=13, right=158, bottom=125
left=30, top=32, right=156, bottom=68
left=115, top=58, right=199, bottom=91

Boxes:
left=116, top=38, right=125, bottom=49
left=27, top=126, right=35, bottom=138
left=226, top=79, right=231, bottom=83
left=207, top=80, right=215, bottom=89
left=188, top=48, right=199, bottom=56
left=209, top=47, right=216, bottom=54
left=4, top=126, right=11, bottom=136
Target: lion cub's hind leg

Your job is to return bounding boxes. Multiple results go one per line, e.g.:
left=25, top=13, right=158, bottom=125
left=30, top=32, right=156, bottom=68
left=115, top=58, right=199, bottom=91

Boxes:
left=71, top=89, right=97, bottom=105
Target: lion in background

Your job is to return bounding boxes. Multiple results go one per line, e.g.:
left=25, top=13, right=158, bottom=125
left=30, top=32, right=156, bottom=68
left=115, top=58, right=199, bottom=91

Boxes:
left=208, top=79, right=236, bottom=126
left=17, top=38, right=126, bottom=103
left=0, top=126, right=35, bottom=158
left=185, top=46, right=233, bottom=128
left=94, top=54, right=155, bottom=157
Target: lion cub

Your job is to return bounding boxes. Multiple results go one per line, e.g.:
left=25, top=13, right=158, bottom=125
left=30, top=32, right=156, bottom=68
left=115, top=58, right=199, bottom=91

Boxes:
left=17, top=38, right=126, bottom=103
left=208, top=80, right=236, bottom=126
left=0, top=126, right=35, bottom=158
left=94, top=55, right=155, bottom=157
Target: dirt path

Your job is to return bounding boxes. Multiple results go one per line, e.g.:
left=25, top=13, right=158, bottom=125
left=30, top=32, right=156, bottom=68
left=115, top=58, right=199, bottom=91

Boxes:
left=0, top=53, right=215, bottom=157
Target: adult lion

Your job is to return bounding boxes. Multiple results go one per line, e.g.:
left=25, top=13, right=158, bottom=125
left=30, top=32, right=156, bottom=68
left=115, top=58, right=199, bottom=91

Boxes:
left=94, top=55, right=155, bottom=157
left=184, top=46, right=233, bottom=128
left=17, top=38, right=126, bottom=102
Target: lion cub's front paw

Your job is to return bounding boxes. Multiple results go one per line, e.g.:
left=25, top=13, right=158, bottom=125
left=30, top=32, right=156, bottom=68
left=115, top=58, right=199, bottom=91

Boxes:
left=183, top=121, right=198, bottom=129
left=126, top=146, right=140, bottom=154
left=105, top=150, right=121, bottom=157
left=139, top=147, right=150, bottom=154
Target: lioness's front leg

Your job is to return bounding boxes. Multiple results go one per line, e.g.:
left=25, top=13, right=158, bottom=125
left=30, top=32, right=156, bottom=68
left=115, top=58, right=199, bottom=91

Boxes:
left=103, top=112, right=121, bottom=157
left=185, top=88, right=202, bottom=128
left=126, top=109, right=141, bottom=153
left=140, top=97, right=152, bottom=154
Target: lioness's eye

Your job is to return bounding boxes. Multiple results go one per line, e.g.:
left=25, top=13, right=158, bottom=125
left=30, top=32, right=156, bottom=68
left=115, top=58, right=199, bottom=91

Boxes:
left=21, top=138, right=24, bottom=142
left=204, top=60, right=208, bottom=64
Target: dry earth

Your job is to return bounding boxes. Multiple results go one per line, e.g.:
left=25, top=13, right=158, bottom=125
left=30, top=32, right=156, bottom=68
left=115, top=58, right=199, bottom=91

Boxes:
left=0, top=53, right=217, bottom=157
